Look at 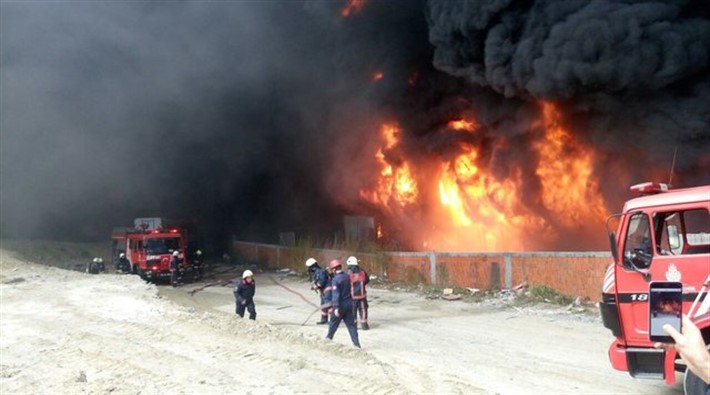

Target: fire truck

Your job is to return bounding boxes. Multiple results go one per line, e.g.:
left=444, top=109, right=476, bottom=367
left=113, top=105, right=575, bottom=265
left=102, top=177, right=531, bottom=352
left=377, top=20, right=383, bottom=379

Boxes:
left=111, top=217, right=188, bottom=282
left=600, top=182, right=710, bottom=392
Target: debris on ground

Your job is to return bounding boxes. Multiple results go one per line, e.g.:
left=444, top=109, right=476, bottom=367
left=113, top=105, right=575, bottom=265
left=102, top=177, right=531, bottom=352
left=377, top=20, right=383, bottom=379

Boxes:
left=513, top=281, right=528, bottom=294
left=441, top=288, right=462, bottom=301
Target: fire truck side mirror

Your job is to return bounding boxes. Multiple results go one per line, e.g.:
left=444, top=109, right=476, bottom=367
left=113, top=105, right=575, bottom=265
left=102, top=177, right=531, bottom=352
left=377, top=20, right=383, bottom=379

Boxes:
left=605, top=214, right=622, bottom=265
left=608, top=231, right=619, bottom=264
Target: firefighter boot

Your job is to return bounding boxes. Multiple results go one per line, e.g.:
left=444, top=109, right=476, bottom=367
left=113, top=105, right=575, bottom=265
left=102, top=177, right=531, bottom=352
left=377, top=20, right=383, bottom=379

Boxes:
left=362, top=322, right=370, bottom=330
left=317, top=315, right=328, bottom=325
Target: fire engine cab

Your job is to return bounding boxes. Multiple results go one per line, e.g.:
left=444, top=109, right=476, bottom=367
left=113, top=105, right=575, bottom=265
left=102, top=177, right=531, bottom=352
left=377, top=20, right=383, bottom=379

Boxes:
left=111, top=217, right=188, bottom=282
left=600, top=182, right=710, bottom=392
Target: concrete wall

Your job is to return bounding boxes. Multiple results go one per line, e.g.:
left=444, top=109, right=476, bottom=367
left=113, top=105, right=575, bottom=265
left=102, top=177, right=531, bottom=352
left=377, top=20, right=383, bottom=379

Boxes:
left=233, top=241, right=610, bottom=302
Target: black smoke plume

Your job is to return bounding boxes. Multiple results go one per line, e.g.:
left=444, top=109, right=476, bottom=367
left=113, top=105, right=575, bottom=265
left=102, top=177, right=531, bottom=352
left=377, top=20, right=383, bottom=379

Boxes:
left=1, top=0, right=708, bottom=252
left=426, top=0, right=710, bottom=185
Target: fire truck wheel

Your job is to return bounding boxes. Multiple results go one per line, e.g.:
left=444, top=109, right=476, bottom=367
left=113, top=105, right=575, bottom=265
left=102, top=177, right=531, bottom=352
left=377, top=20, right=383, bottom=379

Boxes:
left=683, top=368, right=708, bottom=395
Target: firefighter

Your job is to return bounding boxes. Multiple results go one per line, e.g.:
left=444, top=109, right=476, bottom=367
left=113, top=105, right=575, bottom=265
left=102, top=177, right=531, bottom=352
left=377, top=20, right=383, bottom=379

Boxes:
left=346, top=255, right=370, bottom=330
left=170, top=251, right=180, bottom=287
left=306, top=257, right=332, bottom=325
left=87, top=257, right=103, bottom=274
left=233, top=269, right=256, bottom=320
left=192, top=249, right=204, bottom=280
left=326, top=259, right=361, bottom=348
left=116, top=253, right=130, bottom=273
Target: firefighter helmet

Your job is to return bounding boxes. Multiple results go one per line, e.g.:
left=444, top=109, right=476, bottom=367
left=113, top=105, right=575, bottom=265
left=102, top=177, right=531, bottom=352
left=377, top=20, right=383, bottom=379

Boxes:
left=305, top=258, right=317, bottom=267
left=242, top=269, right=254, bottom=279
left=329, top=259, right=343, bottom=270
left=92, top=257, right=99, bottom=263
left=172, top=251, right=179, bottom=256
left=346, top=256, right=359, bottom=266
left=119, top=253, right=125, bottom=258
left=196, top=250, right=202, bottom=256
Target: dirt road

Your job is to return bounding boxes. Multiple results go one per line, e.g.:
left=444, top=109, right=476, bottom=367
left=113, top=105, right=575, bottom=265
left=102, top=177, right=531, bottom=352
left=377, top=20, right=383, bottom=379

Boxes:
left=0, top=249, right=682, bottom=394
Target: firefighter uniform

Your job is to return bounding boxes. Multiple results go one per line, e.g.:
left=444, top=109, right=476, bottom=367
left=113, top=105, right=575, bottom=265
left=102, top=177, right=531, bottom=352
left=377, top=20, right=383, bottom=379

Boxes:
left=307, top=258, right=333, bottom=325
left=192, top=250, right=204, bottom=280
left=170, top=252, right=180, bottom=287
left=116, top=254, right=130, bottom=273
left=234, top=270, right=256, bottom=320
left=348, top=262, right=370, bottom=330
left=87, top=258, right=103, bottom=274
left=326, top=260, right=360, bottom=348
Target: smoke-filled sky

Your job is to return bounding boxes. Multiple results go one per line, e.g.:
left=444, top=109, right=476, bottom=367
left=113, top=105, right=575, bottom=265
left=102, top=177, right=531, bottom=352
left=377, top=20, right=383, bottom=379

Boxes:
left=1, top=0, right=709, bottom=251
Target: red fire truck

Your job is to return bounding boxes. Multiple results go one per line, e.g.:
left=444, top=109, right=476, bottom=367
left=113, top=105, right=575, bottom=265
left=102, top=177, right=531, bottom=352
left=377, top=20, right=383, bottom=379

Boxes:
left=111, top=217, right=188, bottom=282
left=600, top=182, right=710, bottom=392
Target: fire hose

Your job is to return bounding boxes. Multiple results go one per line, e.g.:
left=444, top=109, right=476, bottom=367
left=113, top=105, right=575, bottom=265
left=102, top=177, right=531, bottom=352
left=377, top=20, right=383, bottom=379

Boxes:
left=266, top=274, right=330, bottom=326
left=299, top=301, right=333, bottom=326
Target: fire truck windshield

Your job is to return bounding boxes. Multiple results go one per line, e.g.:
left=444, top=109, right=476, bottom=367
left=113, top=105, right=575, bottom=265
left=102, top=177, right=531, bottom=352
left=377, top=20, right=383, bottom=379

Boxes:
left=145, top=237, right=180, bottom=255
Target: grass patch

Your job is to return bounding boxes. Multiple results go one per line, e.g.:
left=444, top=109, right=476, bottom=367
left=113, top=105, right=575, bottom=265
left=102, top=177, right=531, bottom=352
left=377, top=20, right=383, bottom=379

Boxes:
left=516, top=284, right=574, bottom=306
left=0, top=239, right=111, bottom=271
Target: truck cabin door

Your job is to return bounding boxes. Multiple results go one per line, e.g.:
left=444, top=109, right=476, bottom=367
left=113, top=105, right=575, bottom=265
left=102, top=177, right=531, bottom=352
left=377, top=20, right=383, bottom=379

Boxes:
left=615, top=210, right=654, bottom=345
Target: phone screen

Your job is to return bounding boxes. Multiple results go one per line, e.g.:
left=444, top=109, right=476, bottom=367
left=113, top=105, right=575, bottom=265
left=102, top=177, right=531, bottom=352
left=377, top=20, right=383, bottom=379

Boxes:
left=649, top=281, right=683, bottom=342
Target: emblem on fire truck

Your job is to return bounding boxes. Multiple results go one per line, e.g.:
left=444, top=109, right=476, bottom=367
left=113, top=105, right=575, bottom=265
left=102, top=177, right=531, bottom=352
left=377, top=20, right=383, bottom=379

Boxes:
left=665, top=264, right=681, bottom=282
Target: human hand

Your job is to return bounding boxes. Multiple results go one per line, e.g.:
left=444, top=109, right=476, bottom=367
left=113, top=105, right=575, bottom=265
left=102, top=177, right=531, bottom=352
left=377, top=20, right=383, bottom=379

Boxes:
left=241, top=300, right=247, bottom=306
left=654, top=315, right=710, bottom=384
left=333, top=308, right=340, bottom=318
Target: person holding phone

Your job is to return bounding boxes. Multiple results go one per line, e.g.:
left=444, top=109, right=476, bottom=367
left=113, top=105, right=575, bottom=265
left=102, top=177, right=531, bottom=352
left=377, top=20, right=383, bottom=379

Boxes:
left=649, top=282, right=683, bottom=342
left=655, top=315, right=710, bottom=385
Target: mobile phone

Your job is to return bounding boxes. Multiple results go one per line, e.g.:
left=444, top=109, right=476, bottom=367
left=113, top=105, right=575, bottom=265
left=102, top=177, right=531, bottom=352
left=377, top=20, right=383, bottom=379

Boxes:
left=649, top=281, right=683, bottom=342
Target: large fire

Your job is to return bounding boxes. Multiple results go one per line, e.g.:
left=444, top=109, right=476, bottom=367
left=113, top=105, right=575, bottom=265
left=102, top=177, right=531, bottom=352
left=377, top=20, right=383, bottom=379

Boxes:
left=358, top=102, right=610, bottom=251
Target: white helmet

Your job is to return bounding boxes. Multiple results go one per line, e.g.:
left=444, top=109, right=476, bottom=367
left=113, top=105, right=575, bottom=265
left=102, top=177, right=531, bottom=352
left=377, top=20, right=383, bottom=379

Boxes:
left=92, top=257, right=100, bottom=263
left=172, top=251, right=179, bottom=256
left=242, top=269, right=254, bottom=279
left=305, top=258, right=317, bottom=267
left=346, top=256, right=359, bottom=266
left=196, top=250, right=202, bottom=256
left=119, top=253, right=125, bottom=258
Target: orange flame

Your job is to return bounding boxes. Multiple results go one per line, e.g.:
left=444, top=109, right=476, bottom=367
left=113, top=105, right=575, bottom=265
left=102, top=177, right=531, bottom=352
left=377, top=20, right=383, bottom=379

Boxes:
left=341, top=0, right=366, bottom=17
left=358, top=102, right=608, bottom=251
left=433, top=143, right=527, bottom=251
left=448, top=118, right=477, bottom=132
left=534, top=102, right=607, bottom=227
left=359, top=123, right=418, bottom=208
